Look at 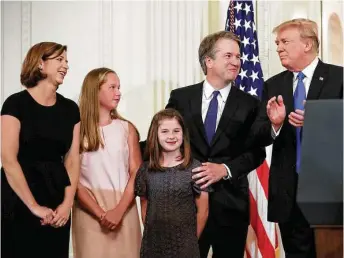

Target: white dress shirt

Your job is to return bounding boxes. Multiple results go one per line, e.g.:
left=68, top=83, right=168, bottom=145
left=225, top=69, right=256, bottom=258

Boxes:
left=273, top=57, right=319, bottom=136
left=202, top=79, right=231, bottom=127
left=202, top=79, right=232, bottom=179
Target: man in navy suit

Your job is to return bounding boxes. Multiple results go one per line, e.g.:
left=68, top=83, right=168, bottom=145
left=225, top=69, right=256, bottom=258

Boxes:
left=166, top=31, right=286, bottom=258
left=262, top=18, right=343, bottom=258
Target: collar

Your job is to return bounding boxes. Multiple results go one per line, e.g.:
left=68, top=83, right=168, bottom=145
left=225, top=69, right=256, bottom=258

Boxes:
left=293, top=57, right=319, bottom=81
left=203, top=79, right=231, bottom=101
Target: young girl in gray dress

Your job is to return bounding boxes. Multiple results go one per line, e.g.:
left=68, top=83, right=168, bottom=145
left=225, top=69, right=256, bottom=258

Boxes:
left=135, top=108, right=210, bottom=258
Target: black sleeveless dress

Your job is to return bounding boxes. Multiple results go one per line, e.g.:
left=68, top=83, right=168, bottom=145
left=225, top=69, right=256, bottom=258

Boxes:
left=1, top=90, right=80, bottom=258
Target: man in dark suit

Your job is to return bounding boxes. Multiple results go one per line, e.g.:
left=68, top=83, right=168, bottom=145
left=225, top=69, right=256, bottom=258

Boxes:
left=165, top=31, right=285, bottom=258
left=262, top=18, right=343, bottom=258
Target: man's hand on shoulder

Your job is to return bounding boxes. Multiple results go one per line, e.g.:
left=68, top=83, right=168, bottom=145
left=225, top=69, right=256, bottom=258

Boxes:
left=192, top=163, right=227, bottom=189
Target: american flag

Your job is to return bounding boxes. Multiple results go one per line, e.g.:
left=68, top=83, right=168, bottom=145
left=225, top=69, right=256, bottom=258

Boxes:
left=225, top=1, right=283, bottom=257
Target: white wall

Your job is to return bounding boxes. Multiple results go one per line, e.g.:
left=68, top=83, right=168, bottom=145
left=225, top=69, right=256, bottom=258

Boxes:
left=1, top=1, right=208, bottom=139
left=322, top=0, right=344, bottom=65
left=2, top=0, right=343, bottom=133
left=257, top=0, right=323, bottom=78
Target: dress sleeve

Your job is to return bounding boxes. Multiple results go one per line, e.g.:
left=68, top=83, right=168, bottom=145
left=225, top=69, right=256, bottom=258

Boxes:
left=1, top=93, right=22, bottom=120
left=134, top=163, right=148, bottom=197
left=191, top=159, right=213, bottom=195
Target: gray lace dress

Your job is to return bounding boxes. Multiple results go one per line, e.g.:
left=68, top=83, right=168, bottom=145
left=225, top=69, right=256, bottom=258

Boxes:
left=135, top=159, right=209, bottom=258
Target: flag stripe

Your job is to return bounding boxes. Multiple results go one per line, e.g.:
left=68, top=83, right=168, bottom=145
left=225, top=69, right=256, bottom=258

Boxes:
left=225, top=1, right=283, bottom=257
left=249, top=189, right=276, bottom=258
left=255, top=159, right=270, bottom=199
left=246, top=225, right=263, bottom=258
left=249, top=166, right=276, bottom=246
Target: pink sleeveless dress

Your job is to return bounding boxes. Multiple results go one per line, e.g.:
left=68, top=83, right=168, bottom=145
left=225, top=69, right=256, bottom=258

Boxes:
left=72, top=119, right=141, bottom=258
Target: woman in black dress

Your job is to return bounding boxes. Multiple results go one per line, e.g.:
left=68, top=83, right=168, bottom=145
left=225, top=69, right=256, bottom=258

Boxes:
left=1, top=42, right=80, bottom=258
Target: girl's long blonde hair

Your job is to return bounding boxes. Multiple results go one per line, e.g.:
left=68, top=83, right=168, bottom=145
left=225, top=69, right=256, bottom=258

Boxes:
left=79, top=67, right=127, bottom=152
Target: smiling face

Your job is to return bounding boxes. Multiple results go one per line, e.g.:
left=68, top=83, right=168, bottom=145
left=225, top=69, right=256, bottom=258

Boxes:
left=157, top=118, right=183, bottom=153
left=41, top=50, right=69, bottom=86
left=98, top=72, right=121, bottom=111
left=206, top=38, right=241, bottom=84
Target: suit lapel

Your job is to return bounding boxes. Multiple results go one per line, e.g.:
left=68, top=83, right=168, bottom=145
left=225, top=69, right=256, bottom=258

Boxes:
left=189, top=82, right=208, bottom=143
left=282, top=71, right=294, bottom=115
left=282, top=61, right=326, bottom=138
left=210, top=86, right=240, bottom=146
left=307, top=60, right=327, bottom=100
left=280, top=71, right=296, bottom=137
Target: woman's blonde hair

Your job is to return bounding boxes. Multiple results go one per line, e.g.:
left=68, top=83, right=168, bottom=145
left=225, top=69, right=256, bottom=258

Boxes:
left=79, top=67, right=128, bottom=152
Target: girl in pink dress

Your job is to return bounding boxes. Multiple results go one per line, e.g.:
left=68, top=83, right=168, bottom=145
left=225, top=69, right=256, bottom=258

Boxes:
left=72, top=67, right=142, bottom=258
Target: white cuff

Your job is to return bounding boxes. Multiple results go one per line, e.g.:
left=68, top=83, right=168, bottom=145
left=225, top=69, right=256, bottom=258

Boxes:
left=271, top=124, right=282, bottom=139
left=222, top=164, right=231, bottom=180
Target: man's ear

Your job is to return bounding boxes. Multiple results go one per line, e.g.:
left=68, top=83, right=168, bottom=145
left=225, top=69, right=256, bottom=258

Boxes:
left=304, top=39, right=313, bottom=53
left=205, top=56, right=213, bottom=69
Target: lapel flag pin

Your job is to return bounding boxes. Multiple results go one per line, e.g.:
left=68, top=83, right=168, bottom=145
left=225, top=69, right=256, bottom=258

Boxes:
left=319, top=77, right=324, bottom=81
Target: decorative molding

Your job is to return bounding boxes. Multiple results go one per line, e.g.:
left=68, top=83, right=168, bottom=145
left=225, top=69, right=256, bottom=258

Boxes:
left=21, top=1, right=31, bottom=63
left=256, top=0, right=270, bottom=79
left=99, top=0, right=113, bottom=68
left=21, top=1, right=31, bottom=92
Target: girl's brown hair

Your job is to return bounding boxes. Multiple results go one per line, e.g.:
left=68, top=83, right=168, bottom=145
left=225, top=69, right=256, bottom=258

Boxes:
left=79, top=67, right=129, bottom=152
left=146, top=108, right=192, bottom=170
left=21, top=42, right=67, bottom=88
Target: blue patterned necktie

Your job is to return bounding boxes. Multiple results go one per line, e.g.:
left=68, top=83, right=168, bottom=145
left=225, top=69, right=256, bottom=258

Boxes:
left=204, top=91, right=220, bottom=144
left=294, top=72, right=306, bottom=173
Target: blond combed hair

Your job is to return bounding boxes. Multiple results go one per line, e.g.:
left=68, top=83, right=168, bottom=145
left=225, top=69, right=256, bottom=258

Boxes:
left=273, top=18, right=320, bottom=54
left=79, top=67, right=127, bottom=153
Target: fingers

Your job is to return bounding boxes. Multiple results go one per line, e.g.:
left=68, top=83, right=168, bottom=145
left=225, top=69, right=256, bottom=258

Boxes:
left=266, top=96, right=276, bottom=109
left=192, top=163, right=219, bottom=182
left=267, top=95, right=284, bottom=109
left=289, top=111, right=304, bottom=121
left=288, top=112, right=304, bottom=127
left=192, top=165, right=207, bottom=173
left=54, top=217, right=66, bottom=228
left=289, top=119, right=303, bottom=127
left=200, top=179, right=214, bottom=189
left=294, top=109, right=305, bottom=116
left=192, top=170, right=206, bottom=180
left=277, top=95, right=284, bottom=106
left=195, top=175, right=211, bottom=185
left=100, top=214, right=114, bottom=229
left=51, top=216, right=65, bottom=228
left=50, top=209, right=69, bottom=228
left=101, top=218, right=116, bottom=230
left=100, top=217, right=110, bottom=227
left=51, top=213, right=61, bottom=225
left=41, top=209, right=54, bottom=225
